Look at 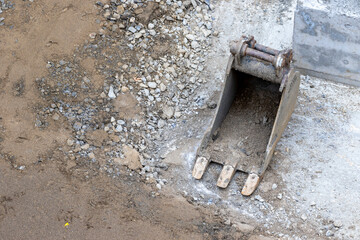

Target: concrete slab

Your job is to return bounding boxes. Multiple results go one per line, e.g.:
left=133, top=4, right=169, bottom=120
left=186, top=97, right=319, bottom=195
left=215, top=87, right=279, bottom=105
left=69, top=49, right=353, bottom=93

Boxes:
left=293, top=1, right=360, bottom=87
left=164, top=0, right=360, bottom=239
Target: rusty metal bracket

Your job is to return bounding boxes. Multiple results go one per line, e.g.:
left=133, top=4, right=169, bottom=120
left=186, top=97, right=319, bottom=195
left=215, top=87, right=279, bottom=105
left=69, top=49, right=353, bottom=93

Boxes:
left=230, top=35, right=293, bottom=91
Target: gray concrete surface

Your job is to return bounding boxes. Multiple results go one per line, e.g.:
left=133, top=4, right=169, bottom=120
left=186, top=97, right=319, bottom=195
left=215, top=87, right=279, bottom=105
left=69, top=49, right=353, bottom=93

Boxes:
left=301, top=0, right=360, bottom=17
left=164, top=0, right=360, bottom=239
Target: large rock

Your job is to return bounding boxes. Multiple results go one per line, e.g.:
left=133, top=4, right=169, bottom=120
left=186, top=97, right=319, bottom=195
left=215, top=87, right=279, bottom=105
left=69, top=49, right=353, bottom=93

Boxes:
left=86, top=129, right=108, bottom=147
left=113, top=93, right=142, bottom=120
left=137, top=2, right=162, bottom=25
left=234, top=223, right=255, bottom=234
left=114, top=146, right=142, bottom=170
left=161, top=105, right=174, bottom=119
left=248, top=235, right=275, bottom=240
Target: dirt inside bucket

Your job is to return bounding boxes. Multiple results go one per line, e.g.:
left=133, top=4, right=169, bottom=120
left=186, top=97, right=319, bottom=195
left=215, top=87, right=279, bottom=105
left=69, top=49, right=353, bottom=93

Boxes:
left=205, top=75, right=282, bottom=173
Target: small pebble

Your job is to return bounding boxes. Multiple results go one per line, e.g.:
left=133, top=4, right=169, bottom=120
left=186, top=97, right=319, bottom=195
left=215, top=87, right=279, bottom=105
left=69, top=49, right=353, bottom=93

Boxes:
left=81, top=144, right=90, bottom=150
left=333, top=220, right=343, bottom=228
left=108, top=86, right=116, bottom=99
left=325, top=230, right=334, bottom=237
left=67, top=139, right=74, bottom=146
left=148, top=82, right=157, bottom=89
left=52, top=113, right=60, bottom=121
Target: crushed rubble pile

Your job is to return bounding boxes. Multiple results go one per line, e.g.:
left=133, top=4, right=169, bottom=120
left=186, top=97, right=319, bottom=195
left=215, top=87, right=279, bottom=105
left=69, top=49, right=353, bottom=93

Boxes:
left=35, top=0, right=215, bottom=188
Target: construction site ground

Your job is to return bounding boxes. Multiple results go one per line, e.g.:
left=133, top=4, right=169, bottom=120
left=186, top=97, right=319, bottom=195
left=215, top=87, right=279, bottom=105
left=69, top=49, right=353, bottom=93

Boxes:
left=0, top=0, right=359, bottom=239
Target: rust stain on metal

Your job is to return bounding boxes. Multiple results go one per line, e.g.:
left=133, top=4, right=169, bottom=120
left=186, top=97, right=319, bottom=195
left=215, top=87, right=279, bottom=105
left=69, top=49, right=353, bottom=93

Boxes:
left=254, top=43, right=280, bottom=56
left=245, top=47, right=275, bottom=63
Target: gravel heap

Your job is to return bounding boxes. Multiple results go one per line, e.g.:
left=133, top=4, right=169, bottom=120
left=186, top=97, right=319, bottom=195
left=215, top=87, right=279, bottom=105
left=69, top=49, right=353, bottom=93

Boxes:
left=35, top=0, right=216, bottom=189
left=0, top=0, right=15, bottom=25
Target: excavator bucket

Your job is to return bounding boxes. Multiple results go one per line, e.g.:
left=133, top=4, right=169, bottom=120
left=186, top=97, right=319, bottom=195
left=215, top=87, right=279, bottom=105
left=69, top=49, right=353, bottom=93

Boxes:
left=193, top=36, right=300, bottom=196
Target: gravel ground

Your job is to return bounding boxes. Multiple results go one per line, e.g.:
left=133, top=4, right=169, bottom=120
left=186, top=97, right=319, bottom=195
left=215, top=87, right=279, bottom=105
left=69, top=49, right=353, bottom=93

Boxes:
left=0, top=0, right=359, bottom=239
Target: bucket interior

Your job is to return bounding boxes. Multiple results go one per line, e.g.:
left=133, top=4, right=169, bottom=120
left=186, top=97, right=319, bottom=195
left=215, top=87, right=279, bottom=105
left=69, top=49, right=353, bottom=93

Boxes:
left=205, top=71, right=282, bottom=173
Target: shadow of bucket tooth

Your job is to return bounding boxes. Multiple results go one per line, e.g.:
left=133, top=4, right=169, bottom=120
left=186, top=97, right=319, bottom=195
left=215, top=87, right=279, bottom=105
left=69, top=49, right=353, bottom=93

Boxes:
left=193, top=36, right=300, bottom=196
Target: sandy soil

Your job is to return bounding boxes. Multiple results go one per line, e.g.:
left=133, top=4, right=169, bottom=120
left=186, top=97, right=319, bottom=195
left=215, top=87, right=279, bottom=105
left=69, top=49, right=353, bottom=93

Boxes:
left=0, top=1, right=221, bottom=239
left=0, top=159, right=237, bottom=240
left=0, top=1, right=246, bottom=239
left=1, top=0, right=359, bottom=240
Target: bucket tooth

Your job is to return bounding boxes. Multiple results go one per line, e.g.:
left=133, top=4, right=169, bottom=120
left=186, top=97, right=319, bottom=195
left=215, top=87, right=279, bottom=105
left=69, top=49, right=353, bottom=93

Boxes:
left=217, top=164, right=237, bottom=188
left=192, top=157, right=210, bottom=180
left=241, top=173, right=261, bottom=196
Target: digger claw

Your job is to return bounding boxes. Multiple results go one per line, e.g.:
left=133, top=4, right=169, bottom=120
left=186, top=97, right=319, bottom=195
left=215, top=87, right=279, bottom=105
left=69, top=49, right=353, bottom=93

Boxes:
left=216, top=164, right=236, bottom=188
left=193, top=157, right=262, bottom=195
left=192, top=157, right=210, bottom=180
left=241, top=173, right=261, bottom=196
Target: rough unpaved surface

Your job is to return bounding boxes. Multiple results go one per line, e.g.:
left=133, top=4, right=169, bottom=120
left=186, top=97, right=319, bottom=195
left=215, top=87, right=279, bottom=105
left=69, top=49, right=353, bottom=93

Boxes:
left=0, top=0, right=259, bottom=239
left=0, top=161, right=237, bottom=240
left=1, top=0, right=360, bottom=240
